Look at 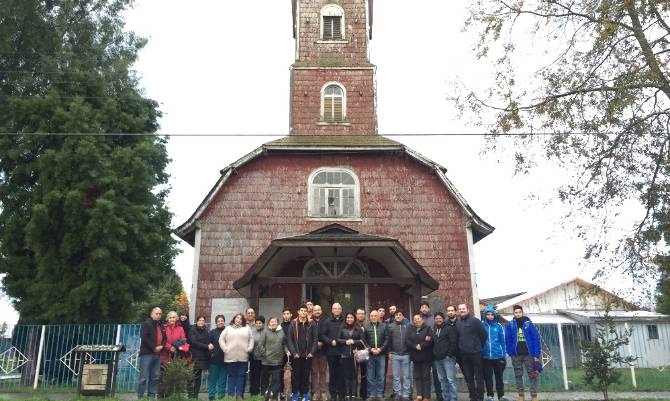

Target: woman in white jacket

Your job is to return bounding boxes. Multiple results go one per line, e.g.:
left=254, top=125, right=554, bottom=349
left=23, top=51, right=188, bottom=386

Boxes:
left=220, top=313, right=254, bottom=400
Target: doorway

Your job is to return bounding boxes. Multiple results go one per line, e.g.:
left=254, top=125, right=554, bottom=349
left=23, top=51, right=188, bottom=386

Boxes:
left=306, top=284, right=365, bottom=317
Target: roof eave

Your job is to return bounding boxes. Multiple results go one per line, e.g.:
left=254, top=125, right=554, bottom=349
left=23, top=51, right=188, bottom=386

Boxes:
left=175, top=138, right=495, bottom=245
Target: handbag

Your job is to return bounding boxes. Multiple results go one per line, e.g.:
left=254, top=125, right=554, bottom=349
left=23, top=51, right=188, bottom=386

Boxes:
left=354, top=337, right=369, bottom=363
left=354, top=347, right=369, bottom=363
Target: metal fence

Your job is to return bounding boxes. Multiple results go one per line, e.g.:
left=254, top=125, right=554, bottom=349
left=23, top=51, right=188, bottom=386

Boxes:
left=1, top=322, right=669, bottom=392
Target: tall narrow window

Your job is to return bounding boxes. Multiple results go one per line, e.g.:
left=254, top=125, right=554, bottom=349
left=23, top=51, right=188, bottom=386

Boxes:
left=309, top=168, right=359, bottom=218
left=322, top=84, right=345, bottom=122
left=321, top=5, right=345, bottom=40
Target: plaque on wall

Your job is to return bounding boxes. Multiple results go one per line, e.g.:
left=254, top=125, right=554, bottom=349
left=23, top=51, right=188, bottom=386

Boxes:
left=211, top=298, right=249, bottom=324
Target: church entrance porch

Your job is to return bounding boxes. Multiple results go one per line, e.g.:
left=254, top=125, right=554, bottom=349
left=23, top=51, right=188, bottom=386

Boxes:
left=233, top=224, right=439, bottom=317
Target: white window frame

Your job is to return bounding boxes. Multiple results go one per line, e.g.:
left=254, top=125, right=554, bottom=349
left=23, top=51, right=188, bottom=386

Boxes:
left=320, top=82, right=347, bottom=122
left=320, top=4, right=345, bottom=40
left=307, top=167, right=360, bottom=219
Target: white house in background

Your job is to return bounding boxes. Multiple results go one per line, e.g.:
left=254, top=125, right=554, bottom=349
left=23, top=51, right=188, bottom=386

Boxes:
left=482, top=277, right=670, bottom=369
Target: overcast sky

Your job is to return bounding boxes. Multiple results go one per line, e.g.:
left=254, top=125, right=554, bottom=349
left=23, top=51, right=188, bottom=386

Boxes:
left=0, top=0, right=646, bottom=324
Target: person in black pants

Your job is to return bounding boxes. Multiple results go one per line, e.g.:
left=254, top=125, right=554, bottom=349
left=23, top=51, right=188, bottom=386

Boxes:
left=251, top=316, right=267, bottom=396
left=320, top=303, right=345, bottom=401
left=337, top=312, right=364, bottom=401
left=406, top=314, right=433, bottom=401
left=355, top=308, right=368, bottom=401
left=455, top=304, right=487, bottom=401
left=188, top=316, right=213, bottom=399
left=287, top=304, right=318, bottom=401
left=280, top=308, right=294, bottom=400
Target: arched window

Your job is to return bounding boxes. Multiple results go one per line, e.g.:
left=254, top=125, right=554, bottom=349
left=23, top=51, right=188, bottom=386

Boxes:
left=321, top=5, right=345, bottom=40
left=321, top=83, right=346, bottom=122
left=304, top=258, right=368, bottom=279
left=308, top=168, right=359, bottom=218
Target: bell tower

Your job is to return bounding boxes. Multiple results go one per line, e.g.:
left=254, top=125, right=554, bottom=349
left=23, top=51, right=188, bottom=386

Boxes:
left=289, top=0, right=377, bottom=135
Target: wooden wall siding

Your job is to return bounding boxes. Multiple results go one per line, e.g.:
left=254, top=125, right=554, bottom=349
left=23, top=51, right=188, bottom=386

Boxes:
left=194, top=152, right=474, bottom=319
left=498, top=281, right=632, bottom=314
left=290, top=68, right=376, bottom=135
left=297, top=0, right=369, bottom=64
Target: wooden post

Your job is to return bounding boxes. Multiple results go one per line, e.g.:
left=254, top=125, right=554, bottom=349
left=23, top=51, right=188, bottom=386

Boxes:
left=624, top=322, right=637, bottom=388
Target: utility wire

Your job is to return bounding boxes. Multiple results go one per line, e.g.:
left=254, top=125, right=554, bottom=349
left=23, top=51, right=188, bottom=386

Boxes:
left=0, top=132, right=625, bottom=137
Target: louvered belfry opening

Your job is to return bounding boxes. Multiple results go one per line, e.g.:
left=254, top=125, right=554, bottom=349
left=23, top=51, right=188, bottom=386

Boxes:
left=323, top=16, right=342, bottom=40
left=323, top=85, right=344, bottom=122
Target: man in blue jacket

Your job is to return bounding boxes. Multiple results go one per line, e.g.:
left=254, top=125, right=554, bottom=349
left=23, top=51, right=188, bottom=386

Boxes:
left=505, top=305, right=541, bottom=401
left=481, top=306, right=507, bottom=401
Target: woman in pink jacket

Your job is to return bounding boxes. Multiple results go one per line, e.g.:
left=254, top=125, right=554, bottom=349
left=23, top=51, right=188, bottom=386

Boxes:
left=161, top=311, right=187, bottom=364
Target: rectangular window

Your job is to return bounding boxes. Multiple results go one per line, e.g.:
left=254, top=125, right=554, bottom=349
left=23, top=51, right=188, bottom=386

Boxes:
left=647, top=324, right=659, bottom=340
left=323, top=16, right=342, bottom=40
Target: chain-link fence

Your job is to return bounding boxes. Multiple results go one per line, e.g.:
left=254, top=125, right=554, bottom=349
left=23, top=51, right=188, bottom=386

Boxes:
left=1, top=322, right=669, bottom=392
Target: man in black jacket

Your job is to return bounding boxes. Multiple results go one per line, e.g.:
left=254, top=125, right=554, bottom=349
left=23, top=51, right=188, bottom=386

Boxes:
left=432, top=312, right=459, bottom=401
left=364, top=310, right=389, bottom=401
left=455, top=304, right=487, bottom=401
left=319, top=302, right=344, bottom=401
left=288, top=305, right=318, bottom=401
left=138, top=307, right=164, bottom=399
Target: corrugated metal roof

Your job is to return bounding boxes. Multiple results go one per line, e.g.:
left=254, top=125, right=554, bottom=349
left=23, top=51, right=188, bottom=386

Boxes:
left=500, top=314, right=579, bottom=325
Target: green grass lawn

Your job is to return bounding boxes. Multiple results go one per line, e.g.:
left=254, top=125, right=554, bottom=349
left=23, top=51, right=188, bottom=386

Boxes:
left=565, top=368, right=670, bottom=391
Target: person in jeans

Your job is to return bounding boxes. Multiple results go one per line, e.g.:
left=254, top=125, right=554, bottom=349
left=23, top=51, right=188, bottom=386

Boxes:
left=258, top=317, right=288, bottom=401
left=455, top=304, right=487, bottom=401
left=209, top=315, right=227, bottom=400
left=431, top=312, right=458, bottom=401
left=287, top=305, right=318, bottom=401
left=189, top=316, right=213, bottom=399
left=481, top=306, right=507, bottom=401
left=310, top=305, right=328, bottom=401
left=387, top=310, right=411, bottom=401
left=138, top=307, right=164, bottom=399
left=220, top=313, right=254, bottom=400
left=319, top=303, right=344, bottom=401
left=505, top=305, right=541, bottom=401
left=337, top=312, right=364, bottom=401
left=406, top=314, right=433, bottom=401
left=365, top=310, right=389, bottom=401
left=251, top=316, right=267, bottom=396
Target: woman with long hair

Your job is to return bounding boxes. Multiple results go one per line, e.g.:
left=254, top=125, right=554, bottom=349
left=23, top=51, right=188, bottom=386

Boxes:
left=220, top=313, right=254, bottom=400
left=337, top=312, right=364, bottom=401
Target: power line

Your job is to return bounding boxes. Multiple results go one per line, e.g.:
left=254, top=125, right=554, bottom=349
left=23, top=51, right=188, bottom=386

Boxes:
left=0, top=132, right=625, bottom=137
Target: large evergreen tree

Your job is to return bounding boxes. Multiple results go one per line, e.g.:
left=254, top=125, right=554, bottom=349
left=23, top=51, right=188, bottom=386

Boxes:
left=0, top=0, right=180, bottom=323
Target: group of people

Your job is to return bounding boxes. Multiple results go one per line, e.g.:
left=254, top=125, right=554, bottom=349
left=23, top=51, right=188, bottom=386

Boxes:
left=136, top=301, right=542, bottom=401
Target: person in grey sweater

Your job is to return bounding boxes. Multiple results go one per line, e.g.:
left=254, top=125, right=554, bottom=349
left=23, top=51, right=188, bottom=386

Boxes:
left=251, top=316, right=266, bottom=396
left=258, top=317, right=289, bottom=401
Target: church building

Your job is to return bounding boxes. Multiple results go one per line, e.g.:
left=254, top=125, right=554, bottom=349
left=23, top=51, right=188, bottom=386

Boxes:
left=176, top=0, right=494, bottom=321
